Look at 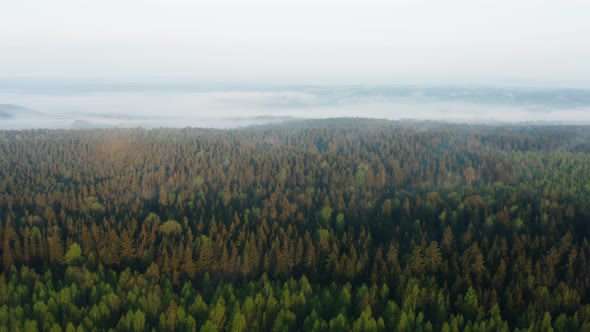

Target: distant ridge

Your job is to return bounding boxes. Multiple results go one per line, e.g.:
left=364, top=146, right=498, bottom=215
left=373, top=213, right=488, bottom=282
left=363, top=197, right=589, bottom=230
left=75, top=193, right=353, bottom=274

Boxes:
left=0, top=104, right=42, bottom=119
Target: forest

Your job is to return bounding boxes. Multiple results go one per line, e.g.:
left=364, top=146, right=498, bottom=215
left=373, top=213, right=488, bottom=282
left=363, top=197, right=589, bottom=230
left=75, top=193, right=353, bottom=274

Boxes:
left=1, top=118, right=590, bottom=331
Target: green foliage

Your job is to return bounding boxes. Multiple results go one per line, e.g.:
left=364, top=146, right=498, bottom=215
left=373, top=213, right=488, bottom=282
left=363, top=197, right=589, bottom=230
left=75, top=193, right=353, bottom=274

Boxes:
left=320, top=206, right=333, bottom=223
left=329, top=313, right=349, bottom=331
left=462, top=287, right=479, bottom=321
left=65, top=243, right=82, bottom=266
left=0, top=121, right=590, bottom=330
left=335, top=213, right=345, bottom=232
left=158, top=220, right=182, bottom=236
left=230, top=311, right=247, bottom=332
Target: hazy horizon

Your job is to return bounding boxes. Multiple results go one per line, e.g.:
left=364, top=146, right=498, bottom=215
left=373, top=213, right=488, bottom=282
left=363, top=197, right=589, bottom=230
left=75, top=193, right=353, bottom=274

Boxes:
left=2, top=1, right=590, bottom=128
left=2, top=82, right=590, bottom=129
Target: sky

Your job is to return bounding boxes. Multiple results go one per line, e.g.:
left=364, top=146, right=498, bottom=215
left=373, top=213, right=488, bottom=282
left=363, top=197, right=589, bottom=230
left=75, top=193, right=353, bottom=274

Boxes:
left=1, top=0, right=590, bottom=87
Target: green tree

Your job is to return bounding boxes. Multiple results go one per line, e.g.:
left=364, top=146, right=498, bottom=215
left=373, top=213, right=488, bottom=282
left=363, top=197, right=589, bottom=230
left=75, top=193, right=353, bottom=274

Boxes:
left=65, top=243, right=83, bottom=266
left=230, top=311, right=247, bottom=332
left=329, top=313, right=349, bottom=332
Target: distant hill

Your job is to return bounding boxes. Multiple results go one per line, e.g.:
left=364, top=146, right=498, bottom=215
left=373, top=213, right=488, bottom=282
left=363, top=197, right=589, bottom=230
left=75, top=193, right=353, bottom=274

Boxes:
left=0, top=104, right=42, bottom=119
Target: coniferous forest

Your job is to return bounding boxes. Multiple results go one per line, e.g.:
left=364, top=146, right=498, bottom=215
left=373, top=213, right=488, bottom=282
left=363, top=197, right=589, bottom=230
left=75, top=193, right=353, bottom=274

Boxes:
left=2, top=118, right=590, bottom=331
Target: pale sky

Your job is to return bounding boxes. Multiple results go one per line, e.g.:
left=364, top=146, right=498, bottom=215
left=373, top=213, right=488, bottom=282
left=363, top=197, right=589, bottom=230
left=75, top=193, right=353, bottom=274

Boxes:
left=1, top=0, right=589, bottom=87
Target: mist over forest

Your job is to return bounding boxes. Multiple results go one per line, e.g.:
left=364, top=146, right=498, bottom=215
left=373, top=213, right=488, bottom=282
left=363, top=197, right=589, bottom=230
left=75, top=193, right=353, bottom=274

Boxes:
left=1, top=82, right=590, bottom=129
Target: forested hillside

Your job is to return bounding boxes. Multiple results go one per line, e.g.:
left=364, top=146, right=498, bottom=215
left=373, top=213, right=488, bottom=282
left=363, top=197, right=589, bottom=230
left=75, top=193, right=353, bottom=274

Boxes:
left=1, top=119, right=590, bottom=331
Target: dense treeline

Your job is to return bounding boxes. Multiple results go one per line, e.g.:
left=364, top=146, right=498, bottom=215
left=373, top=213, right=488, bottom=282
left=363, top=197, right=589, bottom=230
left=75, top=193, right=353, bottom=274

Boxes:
left=1, top=119, right=590, bottom=331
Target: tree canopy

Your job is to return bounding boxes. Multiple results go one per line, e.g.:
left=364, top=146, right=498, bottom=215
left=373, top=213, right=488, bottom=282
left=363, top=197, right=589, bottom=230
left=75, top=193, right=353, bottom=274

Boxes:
left=1, top=119, right=590, bottom=330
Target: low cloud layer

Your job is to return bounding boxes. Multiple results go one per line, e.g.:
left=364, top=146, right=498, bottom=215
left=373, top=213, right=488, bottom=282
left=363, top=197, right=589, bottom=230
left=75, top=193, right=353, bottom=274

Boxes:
left=1, top=85, right=590, bottom=129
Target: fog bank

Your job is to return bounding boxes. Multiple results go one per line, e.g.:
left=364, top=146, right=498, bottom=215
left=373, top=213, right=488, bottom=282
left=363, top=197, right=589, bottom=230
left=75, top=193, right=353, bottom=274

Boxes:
left=1, top=85, right=589, bottom=129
